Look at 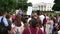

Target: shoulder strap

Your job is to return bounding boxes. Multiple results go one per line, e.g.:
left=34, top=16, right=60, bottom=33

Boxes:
left=28, top=27, right=39, bottom=34
left=1, top=17, right=4, bottom=26
left=1, top=17, right=3, bottom=23
left=36, top=28, right=39, bottom=34
left=28, top=27, right=31, bottom=34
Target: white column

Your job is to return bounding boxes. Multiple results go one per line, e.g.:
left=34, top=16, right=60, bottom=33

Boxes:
left=42, top=5, right=43, bottom=11
left=43, top=5, right=46, bottom=11
left=43, top=5, right=44, bottom=11
left=49, top=5, right=50, bottom=11
left=40, top=5, right=42, bottom=11
left=45, top=6, right=46, bottom=11
left=46, top=5, right=47, bottom=11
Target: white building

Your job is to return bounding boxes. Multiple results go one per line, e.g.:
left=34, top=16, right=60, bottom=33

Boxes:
left=32, top=2, right=54, bottom=11
left=27, top=0, right=54, bottom=11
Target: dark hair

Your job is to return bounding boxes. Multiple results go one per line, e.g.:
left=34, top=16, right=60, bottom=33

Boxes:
left=14, top=15, right=21, bottom=27
left=29, top=18, right=38, bottom=28
left=0, top=10, right=5, bottom=16
left=21, top=17, right=26, bottom=23
left=6, top=14, right=10, bottom=19
left=14, top=15, right=21, bottom=22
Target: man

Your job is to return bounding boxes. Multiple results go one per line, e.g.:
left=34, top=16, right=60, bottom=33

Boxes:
left=0, top=11, right=9, bottom=34
left=39, top=12, right=45, bottom=25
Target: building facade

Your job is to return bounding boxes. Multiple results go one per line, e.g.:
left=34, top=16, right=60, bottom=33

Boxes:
left=32, top=2, right=54, bottom=11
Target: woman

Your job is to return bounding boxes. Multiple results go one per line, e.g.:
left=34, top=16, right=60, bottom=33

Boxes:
left=11, top=15, right=24, bottom=34
left=53, top=22, right=59, bottom=34
left=23, top=18, right=43, bottom=34
left=45, top=18, right=50, bottom=34
left=49, top=18, right=54, bottom=34
left=45, top=17, right=54, bottom=34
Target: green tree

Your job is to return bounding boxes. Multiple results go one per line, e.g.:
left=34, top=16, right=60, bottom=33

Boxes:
left=52, top=0, right=60, bottom=11
left=17, top=0, right=28, bottom=11
left=0, top=0, right=16, bottom=12
left=28, top=2, right=32, bottom=6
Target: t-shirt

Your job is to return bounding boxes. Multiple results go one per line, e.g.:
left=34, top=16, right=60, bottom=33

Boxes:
left=11, top=22, right=24, bottom=34
left=11, top=15, right=15, bottom=20
left=23, top=27, right=43, bottom=34
left=39, top=15, right=45, bottom=24
left=43, top=17, right=47, bottom=24
left=0, top=16, right=9, bottom=26
left=58, top=30, right=60, bottom=34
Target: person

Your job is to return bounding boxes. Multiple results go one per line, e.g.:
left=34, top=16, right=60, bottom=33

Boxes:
left=58, top=30, right=60, bottom=34
left=39, top=12, right=45, bottom=25
left=16, top=8, right=23, bottom=16
left=22, top=18, right=43, bottom=34
left=43, top=13, right=49, bottom=25
left=16, top=8, right=19, bottom=15
left=6, top=14, right=12, bottom=34
left=37, top=16, right=44, bottom=32
left=19, top=8, right=23, bottom=15
left=11, top=13, right=15, bottom=23
left=21, top=16, right=27, bottom=27
left=6, top=13, right=12, bottom=25
left=27, top=15, right=32, bottom=27
left=0, top=11, right=9, bottom=34
left=49, top=17, right=54, bottom=34
left=58, top=26, right=60, bottom=34
left=43, top=14, right=49, bottom=34
left=58, top=20, right=60, bottom=34
left=57, top=15, right=60, bottom=22
left=11, top=15, right=24, bottom=34
left=52, top=22, right=59, bottom=34
left=45, top=18, right=50, bottom=34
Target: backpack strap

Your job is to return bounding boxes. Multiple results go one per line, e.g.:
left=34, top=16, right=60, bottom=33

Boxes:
left=28, top=27, right=31, bottom=34
left=28, top=27, right=39, bottom=34
left=36, top=28, right=39, bottom=34
left=1, top=17, right=3, bottom=23
left=0, top=17, right=4, bottom=26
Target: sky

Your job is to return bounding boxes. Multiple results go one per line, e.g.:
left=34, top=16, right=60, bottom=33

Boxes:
left=27, top=0, right=54, bottom=4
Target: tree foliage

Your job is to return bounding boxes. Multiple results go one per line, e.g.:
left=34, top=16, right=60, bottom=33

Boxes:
left=0, top=0, right=16, bottom=12
left=52, top=0, right=60, bottom=11
left=17, top=0, right=28, bottom=11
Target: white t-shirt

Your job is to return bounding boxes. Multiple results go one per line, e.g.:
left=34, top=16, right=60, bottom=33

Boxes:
left=46, top=16, right=49, bottom=20
left=58, top=30, right=60, bottom=34
left=27, top=18, right=31, bottom=23
left=27, top=18, right=31, bottom=26
left=11, top=22, right=24, bottom=34
left=39, top=15, right=45, bottom=24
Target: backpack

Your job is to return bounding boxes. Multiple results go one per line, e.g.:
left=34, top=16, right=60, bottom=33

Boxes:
left=28, top=27, right=39, bottom=34
left=0, top=17, right=7, bottom=34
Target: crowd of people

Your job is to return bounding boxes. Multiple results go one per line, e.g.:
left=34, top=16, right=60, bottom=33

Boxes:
left=0, top=9, right=60, bottom=34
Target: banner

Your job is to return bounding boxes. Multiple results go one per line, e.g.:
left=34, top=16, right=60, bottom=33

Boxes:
left=26, top=6, right=32, bottom=15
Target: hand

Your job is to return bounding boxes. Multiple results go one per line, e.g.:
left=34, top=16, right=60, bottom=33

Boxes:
left=8, top=28, right=14, bottom=34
